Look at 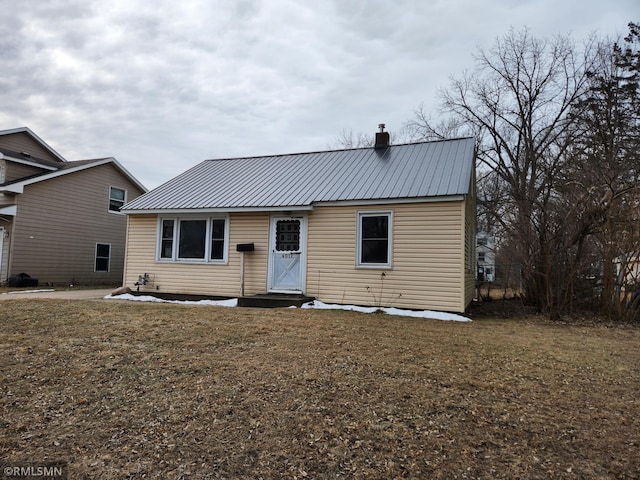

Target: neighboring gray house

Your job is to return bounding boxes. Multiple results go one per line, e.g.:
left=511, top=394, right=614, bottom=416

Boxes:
left=122, top=133, right=477, bottom=313
left=0, top=127, right=146, bottom=285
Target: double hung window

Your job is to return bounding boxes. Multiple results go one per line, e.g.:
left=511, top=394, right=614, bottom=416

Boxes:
left=109, top=187, right=126, bottom=212
left=357, top=211, right=392, bottom=268
left=95, top=243, right=111, bottom=272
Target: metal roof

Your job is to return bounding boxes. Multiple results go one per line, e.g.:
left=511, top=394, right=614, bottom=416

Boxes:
left=122, top=137, right=475, bottom=212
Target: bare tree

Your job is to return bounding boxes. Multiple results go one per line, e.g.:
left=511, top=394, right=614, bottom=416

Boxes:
left=565, top=23, right=640, bottom=318
left=331, top=125, right=414, bottom=150
left=332, top=128, right=374, bottom=149
left=410, top=28, right=592, bottom=316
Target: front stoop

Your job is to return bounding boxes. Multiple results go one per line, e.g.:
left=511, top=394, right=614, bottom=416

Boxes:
left=238, top=294, right=315, bottom=308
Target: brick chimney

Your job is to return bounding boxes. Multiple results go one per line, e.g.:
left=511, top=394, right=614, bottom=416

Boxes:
left=374, top=124, right=390, bottom=150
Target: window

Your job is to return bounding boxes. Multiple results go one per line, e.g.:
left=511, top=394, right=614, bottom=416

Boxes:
left=158, top=216, right=229, bottom=263
left=210, top=218, right=226, bottom=260
left=275, top=219, right=300, bottom=251
left=109, top=187, right=126, bottom=212
left=178, top=219, right=207, bottom=259
left=95, top=243, right=111, bottom=272
left=357, top=211, right=392, bottom=268
left=160, top=219, right=174, bottom=259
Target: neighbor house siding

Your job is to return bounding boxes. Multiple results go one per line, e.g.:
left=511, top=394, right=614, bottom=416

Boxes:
left=0, top=223, right=10, bottom=282
left=10, top=163, right=144, bottom=284
left=124, top=212, right=271, bottom=297
left=5, top=162, right=49, bottom=183
left=0, top=132, right=62, bottom=163
left=306, top=201, right=467, bottom=312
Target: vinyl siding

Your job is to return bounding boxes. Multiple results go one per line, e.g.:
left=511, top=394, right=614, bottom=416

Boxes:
left=0, top=132, right=62, bottom=163
left=124, top=200, right=471, bottom=312
left=306, top=202, right=466, bottom=312
left=124, top=213, right=270, bottom=297
left=0, top=223, right=10, bottom=282
left=4, top=162, right=50, bottom=183
left=463, top=173, right=477, bottom=308
left=10, top=163, right=145, bottom=284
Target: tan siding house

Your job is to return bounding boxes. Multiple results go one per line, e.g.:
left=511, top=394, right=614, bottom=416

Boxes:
left=122, top=132, right=476, bottom=313
left=0, top=127, right=146, bottom=285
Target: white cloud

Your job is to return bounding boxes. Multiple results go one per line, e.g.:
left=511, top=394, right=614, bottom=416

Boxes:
left=0, top=0, right=635, bottom=188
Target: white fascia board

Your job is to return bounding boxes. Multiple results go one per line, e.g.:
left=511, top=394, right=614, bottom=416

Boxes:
left=0, top=205, right=17, bottom=216
left=0, top=184, right=24, bottom=194
left=109, top=157, right=148, bottom=192
left=8, top=158, right=114, bottom=188
left=315, top=195, right=465, bottom=207
left=0, top=127, right=66, bottom=162
left=122, top=205, right=314, bottom=215
left=1, top=153, right=58, bottom=171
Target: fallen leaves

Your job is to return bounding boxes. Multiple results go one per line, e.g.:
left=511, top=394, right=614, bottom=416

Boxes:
left=0, top=299, right=639, bottom=478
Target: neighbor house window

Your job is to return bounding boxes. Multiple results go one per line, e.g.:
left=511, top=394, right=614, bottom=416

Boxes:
left=109, top=187, right=126, bottom=212
left=357, top=211, right=392, bottom=268
left=95, top=243, right=111, bottom=272
left=158, top=216, right=229, bottom=263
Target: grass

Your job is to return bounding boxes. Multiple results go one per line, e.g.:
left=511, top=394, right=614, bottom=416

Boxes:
left=1, top=299, right=639, bottom=479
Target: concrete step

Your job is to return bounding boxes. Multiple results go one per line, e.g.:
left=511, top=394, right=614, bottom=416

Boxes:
left=238, top=294, right=314, bottom=308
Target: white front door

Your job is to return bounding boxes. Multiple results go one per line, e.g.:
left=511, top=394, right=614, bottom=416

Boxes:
left=268, top=216, right=307, bottom=293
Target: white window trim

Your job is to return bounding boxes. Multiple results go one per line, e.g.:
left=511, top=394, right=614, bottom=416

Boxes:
left=94, top=242, right=111, bottom=272
left=356, top=210, right=393, bottom=269
left=156, top=215, right=230, bottom=264
left=109, top=186, right=127, bottom=214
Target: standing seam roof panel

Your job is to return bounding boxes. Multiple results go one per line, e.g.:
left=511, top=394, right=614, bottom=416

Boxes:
left=123, top=138, right=475, bottom=211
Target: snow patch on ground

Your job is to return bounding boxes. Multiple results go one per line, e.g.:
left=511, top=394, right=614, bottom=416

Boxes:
left=300, top=300, right=471, bottom=322
left=105, top=293, right=238, bottom=307
left=106, top=294, right=471, bottom=322
left=3, top=289, right=56, bottom=295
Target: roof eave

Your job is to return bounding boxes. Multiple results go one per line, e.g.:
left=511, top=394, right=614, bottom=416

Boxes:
left=121, top=195, right=469, bottom=214
left=0, top=127, right=67, bottom=162
left=0, top=152, right=59, bottom=171
left=2, top=157, right=146, bottom=192
left=121, top=205, right=314, bottom=215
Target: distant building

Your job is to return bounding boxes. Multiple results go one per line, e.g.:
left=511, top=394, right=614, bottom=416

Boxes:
left=0, top=127, right=146, bottom=285
left=476, top=231, right=496, bottom=282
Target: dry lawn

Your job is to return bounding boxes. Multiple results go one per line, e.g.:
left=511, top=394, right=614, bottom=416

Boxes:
left=1, top=299, right=639, bottom=479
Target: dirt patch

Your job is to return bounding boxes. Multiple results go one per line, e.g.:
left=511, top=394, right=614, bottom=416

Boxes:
left=1, top=300, right=639, bottom=478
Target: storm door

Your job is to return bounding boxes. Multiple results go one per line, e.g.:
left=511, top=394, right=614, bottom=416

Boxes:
left=268, top=216, right=307, bottom=293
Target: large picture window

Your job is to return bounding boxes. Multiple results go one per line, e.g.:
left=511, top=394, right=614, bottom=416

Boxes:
left=158, top=216, right=229, bottom=263
left=357, top=211, right=392, bottom=268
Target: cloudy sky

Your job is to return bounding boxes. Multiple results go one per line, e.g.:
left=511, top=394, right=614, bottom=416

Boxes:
left=0, top=1, right=636, bottom=189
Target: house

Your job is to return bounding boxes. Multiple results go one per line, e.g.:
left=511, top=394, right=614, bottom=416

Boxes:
left=121, top=130, right=476, bottom=313
left=0, top=127, right=146, bottom=285
left=476, top=231, right=496, bottom=282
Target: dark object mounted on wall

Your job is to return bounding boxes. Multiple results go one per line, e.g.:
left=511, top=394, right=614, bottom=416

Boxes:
left=236, top=243, right=255, bottom=252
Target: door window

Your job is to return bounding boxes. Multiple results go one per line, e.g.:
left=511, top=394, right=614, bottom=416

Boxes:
left=276, top=220, right=300, bottom=251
